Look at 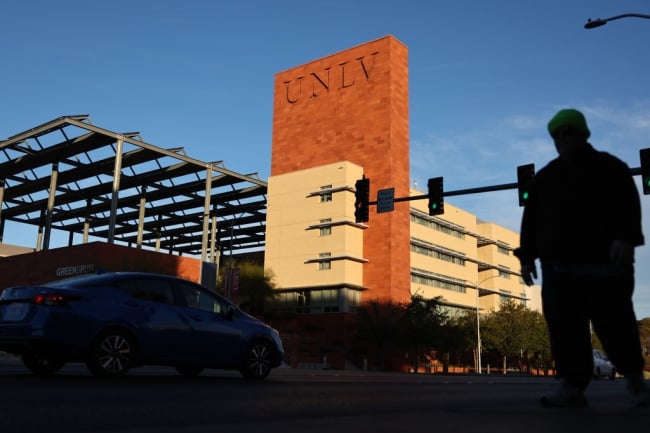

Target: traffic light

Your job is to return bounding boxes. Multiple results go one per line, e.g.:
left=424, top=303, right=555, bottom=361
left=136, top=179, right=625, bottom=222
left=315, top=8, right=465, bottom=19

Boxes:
left=517, top=164, right=535, bottom=206
left=427, top=177, right=444, bottom=216
left=354, top=177, right=370, bottom=223
left=640, top=148, right=650, bottom=195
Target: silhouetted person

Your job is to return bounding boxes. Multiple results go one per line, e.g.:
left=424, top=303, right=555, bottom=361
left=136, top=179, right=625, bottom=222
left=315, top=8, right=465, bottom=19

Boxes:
left=515, top=108, right=648, bottom=407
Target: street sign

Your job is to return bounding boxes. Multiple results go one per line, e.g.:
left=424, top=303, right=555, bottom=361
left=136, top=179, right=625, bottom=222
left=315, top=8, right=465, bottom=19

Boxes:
left=377, top=188, right=395, bottom=213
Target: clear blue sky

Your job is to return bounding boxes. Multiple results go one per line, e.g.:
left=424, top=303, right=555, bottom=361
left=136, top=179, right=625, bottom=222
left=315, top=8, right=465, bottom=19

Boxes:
left=2, top=0, right=650, bottom=317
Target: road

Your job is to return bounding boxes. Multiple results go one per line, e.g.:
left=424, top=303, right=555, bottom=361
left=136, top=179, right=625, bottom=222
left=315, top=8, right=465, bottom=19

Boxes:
left=1, top=357, right=648, bottom=433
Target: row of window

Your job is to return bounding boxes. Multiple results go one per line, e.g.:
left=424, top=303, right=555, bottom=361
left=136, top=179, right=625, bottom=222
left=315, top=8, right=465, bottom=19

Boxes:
left=411, top=271, right=467, bottom=294
left=266, top=288, right=361, bottom=314
left=411, top=214, right=466, bottom=240
left=410, top=238, right=514, bottom=281
left=411, top=213, right=512, bottom=257
left=412, top=271, right=527, bottom=307
left=410, top=242, right=466, bottom=266
left=497, top=245, right=510, bottom=255
left=267, top=281, right=526, bottom=315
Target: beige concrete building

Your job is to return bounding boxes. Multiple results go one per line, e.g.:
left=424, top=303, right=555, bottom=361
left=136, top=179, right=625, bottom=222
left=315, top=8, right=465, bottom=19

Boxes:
left=409, top=186, right=542, bottom=316
left=264, top=161, right=542, bottom=317
left=0, top=243, right=33, bottom=258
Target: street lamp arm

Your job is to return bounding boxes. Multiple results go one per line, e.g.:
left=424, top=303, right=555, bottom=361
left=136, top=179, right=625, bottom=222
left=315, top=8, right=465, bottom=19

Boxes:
left=474, top=274, right=501, bottom=375
left=585, top=13, right=650, bottom=29
left=476, top=274, right=502, bottom=293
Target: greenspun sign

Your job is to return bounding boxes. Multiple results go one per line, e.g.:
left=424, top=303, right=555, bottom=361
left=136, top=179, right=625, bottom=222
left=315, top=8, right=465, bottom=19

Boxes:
left=56, top=264, right=95, bottom=278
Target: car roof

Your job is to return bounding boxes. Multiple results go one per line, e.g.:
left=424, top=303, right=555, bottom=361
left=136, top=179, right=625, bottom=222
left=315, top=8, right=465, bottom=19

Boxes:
left=48, top=272, right=198, bottom=287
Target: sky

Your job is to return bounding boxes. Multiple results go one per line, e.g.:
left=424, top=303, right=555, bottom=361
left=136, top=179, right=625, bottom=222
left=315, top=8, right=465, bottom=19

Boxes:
left=2, top=0, right=650, bottom=317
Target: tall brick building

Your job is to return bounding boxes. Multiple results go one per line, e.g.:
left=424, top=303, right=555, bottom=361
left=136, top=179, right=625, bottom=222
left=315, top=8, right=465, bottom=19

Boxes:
left=264, top=36, right=538, bottom=337
left=266, top=36, right=412, bottom=309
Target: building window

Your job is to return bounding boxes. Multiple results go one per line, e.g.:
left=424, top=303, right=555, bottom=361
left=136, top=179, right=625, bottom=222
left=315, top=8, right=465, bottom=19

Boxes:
left=411, top=214, right=465, bottom=239
left=319, top=218, right=332, bottom=236
left=319, top=252, right=332, bottom=270
left=346, top=289, right=360, bottom=313
left=265, top=288, right=360, bottom=314
left=320, top=185, right=333, bottom=202
left=410, top=241, right=466, bottom=266
left=411, top=270, right=467, bottom=294
left=499, top=290, right=511, bottom=303
left=297, top=290, right=311, bottom=313
left=497, top=244, right=510, bottom=255
left=319, top=289, right=340, bottom=313
left=498, top=270, right=510, bottom=279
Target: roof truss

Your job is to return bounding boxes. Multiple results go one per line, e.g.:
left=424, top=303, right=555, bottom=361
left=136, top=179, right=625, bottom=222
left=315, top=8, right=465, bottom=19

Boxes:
left=0, top=115, right=267, bottom=257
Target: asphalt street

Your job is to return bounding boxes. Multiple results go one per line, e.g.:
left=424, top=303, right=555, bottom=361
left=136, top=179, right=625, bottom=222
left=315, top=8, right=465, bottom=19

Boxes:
left=0, top=356, right=648, bottom=433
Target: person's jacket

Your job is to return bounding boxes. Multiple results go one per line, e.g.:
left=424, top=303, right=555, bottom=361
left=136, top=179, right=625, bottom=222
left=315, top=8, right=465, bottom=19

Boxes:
left=514, top=144, right=644, bottom=267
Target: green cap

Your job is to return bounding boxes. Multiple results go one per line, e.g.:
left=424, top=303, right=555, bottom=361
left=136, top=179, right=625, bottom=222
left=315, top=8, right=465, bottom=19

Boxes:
left=547, top=108, right=590, bottom=138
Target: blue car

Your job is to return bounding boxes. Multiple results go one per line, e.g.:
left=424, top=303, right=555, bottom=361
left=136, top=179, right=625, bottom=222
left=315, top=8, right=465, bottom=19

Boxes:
left=0, top=272, right=284, bottom=379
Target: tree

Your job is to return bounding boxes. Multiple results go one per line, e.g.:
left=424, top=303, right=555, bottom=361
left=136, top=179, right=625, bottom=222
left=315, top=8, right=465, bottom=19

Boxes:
left=223, top=261, right=276, bottom=316
left=354, top=299, right=403, bottom=370
left=525, top=310, right=552, bottom=375
left=446, top=312, right=482, bottom=373
left=481, top=301, right=550, bottom=374
left=398, top=294, right=448, bottom=372
left=353, top=295, right=448, bottom=372
left=436, top=314, right=475, bottom=373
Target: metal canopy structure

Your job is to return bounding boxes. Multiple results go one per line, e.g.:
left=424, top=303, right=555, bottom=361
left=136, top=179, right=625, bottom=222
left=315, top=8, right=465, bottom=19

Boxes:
left=0, top=115, right=267, bottom=259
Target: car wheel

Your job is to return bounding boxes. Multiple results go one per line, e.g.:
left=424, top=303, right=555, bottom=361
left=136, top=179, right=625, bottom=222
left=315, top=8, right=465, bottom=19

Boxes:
left=22, top=352, right=65, bottom=376
left=86, top=329, right=136, bottom=377
left=176, top=365, right=204, bottom=377
left=240, top=340, right=273, bottom=380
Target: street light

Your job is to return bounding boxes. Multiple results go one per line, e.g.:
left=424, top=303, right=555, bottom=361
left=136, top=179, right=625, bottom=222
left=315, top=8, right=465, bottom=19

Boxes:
left=475, top=275, right=501, bottom=374
left=585, top=13, right=650, bottom=29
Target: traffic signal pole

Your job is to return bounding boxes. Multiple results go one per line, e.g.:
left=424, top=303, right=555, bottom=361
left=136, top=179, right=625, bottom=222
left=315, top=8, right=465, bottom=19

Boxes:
left=368, top=181, right=520, bottom=206
left=358, top=148, right=648, bottom=219
left=365, top=163, right=648, bottom=208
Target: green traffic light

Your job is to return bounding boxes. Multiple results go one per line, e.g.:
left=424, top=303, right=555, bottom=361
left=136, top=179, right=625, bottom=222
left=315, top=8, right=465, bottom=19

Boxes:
left=522, top=191, right=529, bottom=201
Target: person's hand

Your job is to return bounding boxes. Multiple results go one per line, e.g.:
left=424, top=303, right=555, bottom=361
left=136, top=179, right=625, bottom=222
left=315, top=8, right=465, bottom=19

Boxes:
left=521, top=263, right=537, bottom=286
left=610, top=240, right=634, bottom=267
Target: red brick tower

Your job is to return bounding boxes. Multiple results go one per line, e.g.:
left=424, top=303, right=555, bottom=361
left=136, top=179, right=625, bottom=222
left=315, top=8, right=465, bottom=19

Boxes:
left=271, top=35, right=410, bottom=304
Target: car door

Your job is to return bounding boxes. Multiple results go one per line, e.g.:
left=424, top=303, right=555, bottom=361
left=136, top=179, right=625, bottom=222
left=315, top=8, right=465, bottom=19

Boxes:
left=117, top=277, right=193, bottom=362
left=174, top=282, right=244, bottom=366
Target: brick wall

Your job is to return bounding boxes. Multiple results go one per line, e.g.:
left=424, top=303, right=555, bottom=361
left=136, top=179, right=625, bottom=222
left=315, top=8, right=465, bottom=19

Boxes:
left=0, top=242, right=201, bottom=289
